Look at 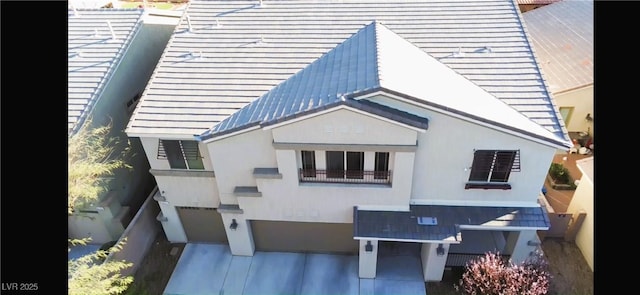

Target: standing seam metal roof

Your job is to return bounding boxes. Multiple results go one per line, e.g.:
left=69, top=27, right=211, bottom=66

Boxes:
left=522, top=0, right=593, bottom=93
left=68, top=8, right=144, bottom=136
left=126, top=0, right=569, bottom=145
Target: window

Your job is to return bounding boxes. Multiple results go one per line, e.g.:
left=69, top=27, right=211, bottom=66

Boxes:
left=346, top=151, right=364, bottom=179
left=374, top=152, right=389, bottom=179
left=326, top=151, right=345, bottom=178
left=301, top=150, right=316, bottom=177
left=468, top=150, right=519, bottom=183
left=298, top=150, right=391, bottom=184
left=559, top=107, right=574, bottom=126
left=126, top=92, right=142, bottom=115
left=157, top=140, right=204, bottom=170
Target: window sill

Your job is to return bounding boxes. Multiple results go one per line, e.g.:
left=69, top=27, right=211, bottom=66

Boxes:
left=465, top=183, right=511, bottom=190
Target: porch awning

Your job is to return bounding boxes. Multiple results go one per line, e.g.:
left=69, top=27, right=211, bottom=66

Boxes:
left=353, top=204, right=550, bottom=242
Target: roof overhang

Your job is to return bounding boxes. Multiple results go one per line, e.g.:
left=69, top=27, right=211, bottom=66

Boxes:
left=352, top=88, right=572, bottom=150
left=353, top=204, right=550, bottom=243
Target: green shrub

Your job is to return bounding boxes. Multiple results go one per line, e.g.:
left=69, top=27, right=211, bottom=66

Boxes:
left=548, top=163, right=572, bottom=184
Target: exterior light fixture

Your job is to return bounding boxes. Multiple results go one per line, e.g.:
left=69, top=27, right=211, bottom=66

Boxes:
left=365, top=241, right=373, bottom=252
left=436, top=244, right=445, bottom=256
left=230, top=219, right=238, bottom=230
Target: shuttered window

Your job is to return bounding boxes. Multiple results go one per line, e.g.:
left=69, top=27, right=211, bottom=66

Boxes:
left=157, top=140, right=204, bottom=170
left=468, top=150, right=520, bottom=183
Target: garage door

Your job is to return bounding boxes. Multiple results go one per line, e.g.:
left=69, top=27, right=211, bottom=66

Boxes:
left=251, top=220, right=358, bottom=254
left=177, top=207, right=228, bottom=243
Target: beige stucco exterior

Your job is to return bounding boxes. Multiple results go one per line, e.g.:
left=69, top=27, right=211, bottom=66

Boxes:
left=566, top=157, right=594, bottom=271
left=137, top=93, right=564, bottom=280
left=553, top=85, right=594, bottom=139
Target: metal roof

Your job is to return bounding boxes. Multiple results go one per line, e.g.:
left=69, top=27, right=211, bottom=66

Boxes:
left=354, top=204, right=550, bottom=242
left=127, top=0, right=570, bottom=146
left=522, top=0, right=593, bottom=93
left=68, top=8, right=144, bottom=136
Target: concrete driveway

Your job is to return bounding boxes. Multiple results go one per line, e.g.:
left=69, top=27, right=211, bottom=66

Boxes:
left=163, top=243, right=426, bottom=295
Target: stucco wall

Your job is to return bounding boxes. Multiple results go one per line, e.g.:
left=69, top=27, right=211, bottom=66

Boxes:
left=208, top=109, right=418, bottom=223
left=566, top=171, right=594, bottom=271
left=105, top=191, right=161, bottom=277
left=271, top=107, right=418, bottom=145
left=366, top=95, right=557, bottom=206
left=553, top=86, right=594, bottom=138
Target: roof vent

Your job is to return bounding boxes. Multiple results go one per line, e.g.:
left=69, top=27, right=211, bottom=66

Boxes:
left=481, top=46, right=492, bottom=53
left=107, top=21, right=117, bottom=41
left=258, top=0, right=265, bottom=8
left=215, top=19, right=221, bottom=27
left=189, top=51, right=203, bottom=59
left=94, top=29, right=100, bottom=37
left=255, top=36, right=266, bottom=44
left=70, top=4, right=80, bottom=17
left=452, top=47, right=464, bottom=57
left=417, top=217, right=438, bottom=226
left=186, top=14, right=194, bottom=33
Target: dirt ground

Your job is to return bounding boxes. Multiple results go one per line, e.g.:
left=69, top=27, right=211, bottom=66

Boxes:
left=128, top=235, right=593, bottom=295
left=124, top=233, right=186, bottom=295
left=541, top=238, right=594, bottom=295
left=426, top=238, right=593, bottom=295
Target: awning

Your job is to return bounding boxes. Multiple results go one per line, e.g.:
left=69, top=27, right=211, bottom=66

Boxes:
left=353, top=204, right=550, bottom=242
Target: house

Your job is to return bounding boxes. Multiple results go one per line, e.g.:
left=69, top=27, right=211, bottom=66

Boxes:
left=68, top=7, right=178, bottom=244
left=125, top=0, right=573, bottom=282
left=565, top=156, right=594, bottom=271
left=516, top=0, right=561, bottom=13
left=522, top=0, right=594, bottom=152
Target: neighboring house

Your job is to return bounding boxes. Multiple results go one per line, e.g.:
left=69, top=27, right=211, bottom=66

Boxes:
left=125, top=0, right=573, bottom=282
left=522, top=0, right=594, bottom=150
left=516, top=0, right=561, bottom=13
left=68, top=7, right=178, bottom=244
left=69, top=0, right=114, bottom=9
left=565, top=156, right=594, bottom=271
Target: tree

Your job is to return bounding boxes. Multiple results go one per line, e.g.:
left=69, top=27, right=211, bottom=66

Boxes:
left=68, top=119, right=131, bottom=215
left=68, top=238, right=133, bottom=295
left=68, top=119, right=134, bottom=294
left=455, top=250, right=551, bottom=295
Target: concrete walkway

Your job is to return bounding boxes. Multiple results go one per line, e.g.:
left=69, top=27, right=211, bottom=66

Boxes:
left=163, top=243, right=426, bottom=295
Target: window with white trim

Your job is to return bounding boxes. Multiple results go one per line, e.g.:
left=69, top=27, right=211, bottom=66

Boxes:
left=157, top=140, right=204, bottom=170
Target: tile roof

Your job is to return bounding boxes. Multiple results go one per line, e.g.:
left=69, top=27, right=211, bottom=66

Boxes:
left=354, top=204, right=550, bottom=241
left=127, top=0, right=570, bottom=146
left=522, top=0, right=593, bottom=93
left=68, top=8, right=144, bottom=136
left=203, top=21, right=566, bottom=147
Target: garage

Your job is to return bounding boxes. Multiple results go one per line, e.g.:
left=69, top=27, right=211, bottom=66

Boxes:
left=177, top=206, right=228, bottom=243
left=251, top=220, right=358, bottom=254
